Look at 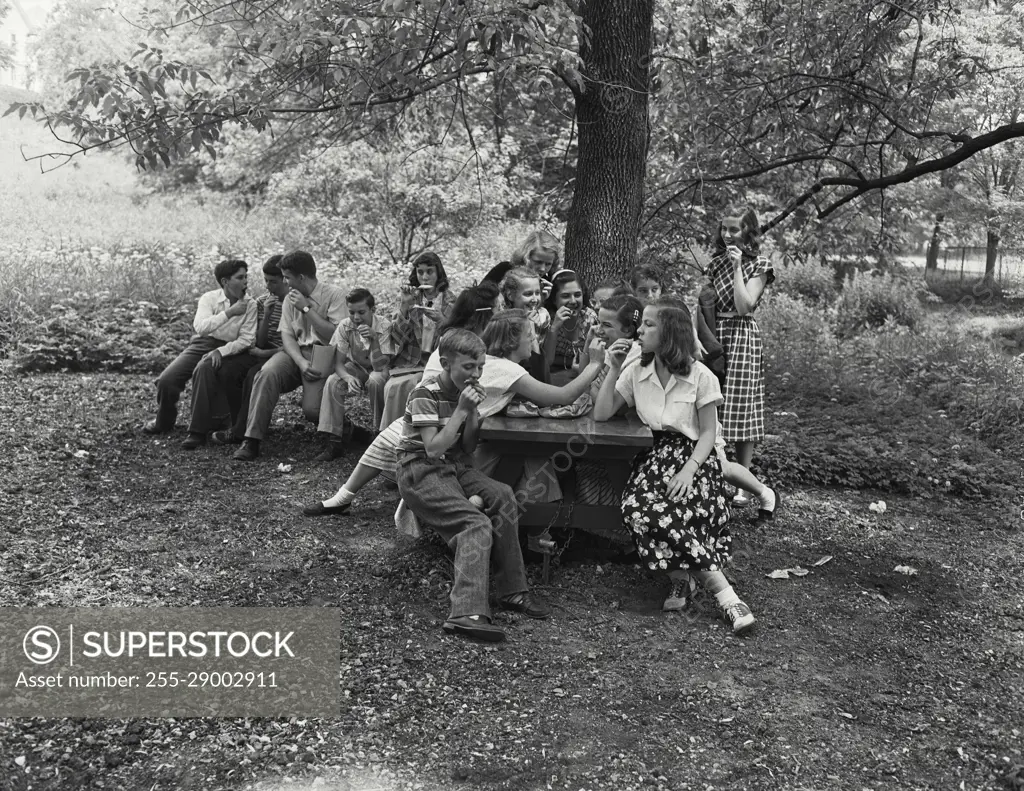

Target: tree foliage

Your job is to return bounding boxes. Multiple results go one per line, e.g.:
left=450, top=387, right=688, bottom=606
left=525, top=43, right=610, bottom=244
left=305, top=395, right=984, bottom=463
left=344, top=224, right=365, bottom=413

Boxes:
left=10, top=0, right=1024, bottom=276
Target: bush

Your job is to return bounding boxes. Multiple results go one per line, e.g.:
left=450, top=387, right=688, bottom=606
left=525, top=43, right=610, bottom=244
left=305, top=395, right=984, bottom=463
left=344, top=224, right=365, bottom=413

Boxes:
left=854, top=320, right=1024, bottom=445
left=923, top=272, right=1005, bottom=309
left=759, top=292, right=842, bottom=398
left=835, top=269, right=923, bottom=337
left=773, top=256, right=839, bottom=306
left=12, top=295, right=192, bottom=374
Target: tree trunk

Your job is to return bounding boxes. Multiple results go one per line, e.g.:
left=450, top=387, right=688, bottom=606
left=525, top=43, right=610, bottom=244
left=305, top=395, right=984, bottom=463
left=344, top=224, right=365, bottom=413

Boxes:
left=984, top=228, right=999, bottom=283
left=564, top=0, right=652, bottom=286
left=925, top=213, right=943, bottom=270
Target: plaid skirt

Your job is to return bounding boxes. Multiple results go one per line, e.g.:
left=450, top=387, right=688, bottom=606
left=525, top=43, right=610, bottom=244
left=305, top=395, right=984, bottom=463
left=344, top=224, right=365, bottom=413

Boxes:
left=718, top=315, right=766, bottom=442
left=621, top=432, right=732, bottom=573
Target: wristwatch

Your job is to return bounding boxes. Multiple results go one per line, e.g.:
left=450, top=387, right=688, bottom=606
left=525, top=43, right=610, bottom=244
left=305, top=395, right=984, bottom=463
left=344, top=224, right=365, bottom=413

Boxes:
left=301, top=306, right=310, bottom=314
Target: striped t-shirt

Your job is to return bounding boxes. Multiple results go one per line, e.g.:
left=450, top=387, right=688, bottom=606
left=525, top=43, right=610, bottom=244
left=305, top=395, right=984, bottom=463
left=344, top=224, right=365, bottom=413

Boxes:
left=256, top=293, right=283, bottom=350
left=396, top=376, right=464, bottom=461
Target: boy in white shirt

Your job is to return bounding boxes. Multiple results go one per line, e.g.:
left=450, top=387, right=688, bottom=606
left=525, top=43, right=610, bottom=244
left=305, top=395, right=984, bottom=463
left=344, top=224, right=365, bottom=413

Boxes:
left=142, top=259, right=255, bottom=437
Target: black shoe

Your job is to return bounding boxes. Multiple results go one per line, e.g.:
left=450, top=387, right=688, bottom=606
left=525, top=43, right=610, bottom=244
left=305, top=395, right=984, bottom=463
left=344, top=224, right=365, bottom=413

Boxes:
left=756, top=487, right=780, bottom=522
left=210, top=430, right=241, bottom=446
left=498, top=591, right=551, bottom=620
left=349, top=424, right=376, bottom=446
left=314, top=439, right=345, bottom=462
left=302, top=501, right=351, bottom=517
left=232, top=439, right=259, bottom=462
left=180, top=433, right=206, bottom=450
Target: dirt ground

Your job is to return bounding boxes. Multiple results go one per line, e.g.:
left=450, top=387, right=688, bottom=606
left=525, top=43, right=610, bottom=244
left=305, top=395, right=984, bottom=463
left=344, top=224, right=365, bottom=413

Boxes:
left=1, top=370, right=1022, bottom=791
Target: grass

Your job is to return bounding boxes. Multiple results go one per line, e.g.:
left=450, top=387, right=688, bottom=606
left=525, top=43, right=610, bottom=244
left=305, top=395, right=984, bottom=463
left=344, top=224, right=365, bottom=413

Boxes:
left=0, top=369, right=1022, bottom=791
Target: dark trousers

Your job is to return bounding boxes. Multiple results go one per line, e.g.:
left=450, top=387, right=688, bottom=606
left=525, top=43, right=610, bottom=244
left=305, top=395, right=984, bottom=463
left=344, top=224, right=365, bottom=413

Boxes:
left=228, top=355, right=269, bottom=439
left=188, top=351, right=264, bottom=435
left=153, top=336, right=225, bottom=430
left=397, top=456, right=528, bottom=620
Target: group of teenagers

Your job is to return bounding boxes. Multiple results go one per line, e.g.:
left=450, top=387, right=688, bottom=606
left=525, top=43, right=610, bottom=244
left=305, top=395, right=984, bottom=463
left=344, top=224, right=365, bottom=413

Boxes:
left=143, top=205, right=779, bottom=643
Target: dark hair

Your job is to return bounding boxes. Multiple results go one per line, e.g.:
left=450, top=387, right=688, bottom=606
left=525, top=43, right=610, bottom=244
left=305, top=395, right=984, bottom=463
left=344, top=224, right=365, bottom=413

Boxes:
left=599, top=294, right=644, bottom=340
left=543, top=269, right=589, bottom=314
left=639, top=297, right=696, bottom=377
left=438, top=282, right=500, bottom=338
left=262, top=254, right=283, bottom=277
left=280, top=250, right=316, bottom=279
left=481, top=261, right=514, bottom=285
left=713, top=204, right=762, bottom=258
left=629, top=264, right=663, bottom=289
left=408, top=251, right=450, bottom=292
left=481, top=309, right=530, bottom=358
left=346, top=287, right=375, bottom=309
left=213, top=259, right=247, bottom=285
left=439, top=327, right=486, bottom=360
left=498, top=266, right=541, bottom=308
left=611, top=283, right=636, bottom=297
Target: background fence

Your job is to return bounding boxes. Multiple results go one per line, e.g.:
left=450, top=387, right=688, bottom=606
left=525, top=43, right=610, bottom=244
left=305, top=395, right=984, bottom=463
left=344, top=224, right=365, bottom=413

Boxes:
left=924, top=246, right=1024, bottom=289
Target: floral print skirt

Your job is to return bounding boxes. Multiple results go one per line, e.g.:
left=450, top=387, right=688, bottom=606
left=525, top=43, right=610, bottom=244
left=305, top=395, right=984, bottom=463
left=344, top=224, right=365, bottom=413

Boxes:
left=621, top=432, right=732, bottom=572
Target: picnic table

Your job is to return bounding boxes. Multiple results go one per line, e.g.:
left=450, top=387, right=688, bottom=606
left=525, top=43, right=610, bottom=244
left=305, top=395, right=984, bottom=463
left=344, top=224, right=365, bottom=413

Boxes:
left=480, top=413, right=653, bottom=539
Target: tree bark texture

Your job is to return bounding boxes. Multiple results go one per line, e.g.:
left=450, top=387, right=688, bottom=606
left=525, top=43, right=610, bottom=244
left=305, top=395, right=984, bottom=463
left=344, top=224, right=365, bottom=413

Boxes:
left=564, top=0, right=652, bottom=287
left=925, top=214, right=943, bottom=271
left=985, top=228, right=999, bottom=282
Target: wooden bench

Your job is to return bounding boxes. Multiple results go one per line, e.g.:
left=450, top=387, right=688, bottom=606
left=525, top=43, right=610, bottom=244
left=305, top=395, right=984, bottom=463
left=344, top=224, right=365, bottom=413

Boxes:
left=480, top=415, right=653, bottom=575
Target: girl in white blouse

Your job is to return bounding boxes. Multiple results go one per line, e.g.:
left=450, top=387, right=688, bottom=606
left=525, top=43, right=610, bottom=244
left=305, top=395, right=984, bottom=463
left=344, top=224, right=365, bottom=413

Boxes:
left=594, top=297, right=756, bottom=635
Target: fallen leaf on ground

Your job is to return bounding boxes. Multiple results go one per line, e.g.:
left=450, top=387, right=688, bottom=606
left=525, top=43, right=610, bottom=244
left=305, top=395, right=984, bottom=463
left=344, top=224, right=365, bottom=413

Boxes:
left=813, top=555, right=833, bottom=566
left=894, top=565, right=919, bottom=576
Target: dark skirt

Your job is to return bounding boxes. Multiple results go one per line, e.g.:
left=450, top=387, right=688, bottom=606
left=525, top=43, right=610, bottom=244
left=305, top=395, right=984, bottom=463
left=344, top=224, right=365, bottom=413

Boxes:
left=621, top=432, right=732, bottom=572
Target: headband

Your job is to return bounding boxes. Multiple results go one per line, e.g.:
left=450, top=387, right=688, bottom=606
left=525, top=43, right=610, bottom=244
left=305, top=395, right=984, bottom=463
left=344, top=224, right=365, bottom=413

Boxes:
left=549, top=268, right=577, bottom=281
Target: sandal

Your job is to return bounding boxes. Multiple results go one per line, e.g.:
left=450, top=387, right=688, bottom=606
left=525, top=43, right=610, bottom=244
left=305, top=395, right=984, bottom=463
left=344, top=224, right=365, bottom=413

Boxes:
left=442, top=615, right=506, bottom=642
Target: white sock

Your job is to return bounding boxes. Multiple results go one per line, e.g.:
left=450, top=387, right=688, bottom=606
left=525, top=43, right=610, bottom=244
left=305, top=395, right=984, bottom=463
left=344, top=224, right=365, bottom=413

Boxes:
left=759, top=486, right=776, bottom=511
left=714, top=586, right=741, bottom=610
left=323, top=486, right=357, bottom=509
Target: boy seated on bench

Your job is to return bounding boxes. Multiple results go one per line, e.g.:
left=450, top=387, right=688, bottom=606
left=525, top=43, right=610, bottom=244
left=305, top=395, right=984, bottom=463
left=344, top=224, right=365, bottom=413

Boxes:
left=316, top=288, right=392, bottom=461
left=395, top=329, right=550, bottom=643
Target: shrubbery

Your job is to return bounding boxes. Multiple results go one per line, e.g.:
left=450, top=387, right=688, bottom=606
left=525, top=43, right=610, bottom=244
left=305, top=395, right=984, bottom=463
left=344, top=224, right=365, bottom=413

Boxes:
left=835, top=268, right=923, bottom=336
left=772, top=257, right=839, bottom=306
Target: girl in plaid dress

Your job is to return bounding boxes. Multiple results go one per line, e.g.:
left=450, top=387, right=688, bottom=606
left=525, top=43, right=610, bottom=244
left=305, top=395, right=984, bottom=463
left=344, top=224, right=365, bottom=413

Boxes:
left=706, top=205, right=775, bottom=505
left=594, top=298, right=755, bottom=634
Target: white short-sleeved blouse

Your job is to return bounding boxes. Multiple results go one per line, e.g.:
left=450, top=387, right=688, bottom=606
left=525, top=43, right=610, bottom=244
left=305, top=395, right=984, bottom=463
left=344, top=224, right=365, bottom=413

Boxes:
left=615, top=359, right=723, bottom=440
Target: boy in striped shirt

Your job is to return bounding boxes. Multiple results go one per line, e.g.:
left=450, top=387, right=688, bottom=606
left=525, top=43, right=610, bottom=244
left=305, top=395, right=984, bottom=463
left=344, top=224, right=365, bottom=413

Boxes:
left=396, top=329, right=549, bottom=642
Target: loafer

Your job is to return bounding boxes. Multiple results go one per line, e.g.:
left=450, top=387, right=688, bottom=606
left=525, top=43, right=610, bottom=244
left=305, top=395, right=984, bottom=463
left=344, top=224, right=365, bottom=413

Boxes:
left=232, top=439, right=259, bottom=462
left=210, top=430, right=241, bottom=446
left=442, top=615, right=506, bottom=642
left=302, top=501, right=351, bottom=517
left=498, top=591, right=551, bottom=620
left=141, top=420, right=171, bottom=435
left=180, top=433, right=206, bottom=450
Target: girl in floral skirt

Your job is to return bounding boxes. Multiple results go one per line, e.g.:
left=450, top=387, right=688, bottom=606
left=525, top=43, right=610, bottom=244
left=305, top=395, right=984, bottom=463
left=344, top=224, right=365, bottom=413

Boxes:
left=594, top=297, right=755, bottom=634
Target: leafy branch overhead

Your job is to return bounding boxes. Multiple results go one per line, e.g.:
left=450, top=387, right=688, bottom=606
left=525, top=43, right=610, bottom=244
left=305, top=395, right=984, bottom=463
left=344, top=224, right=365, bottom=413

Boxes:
left=8, top=0, right=1024, bottom=268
